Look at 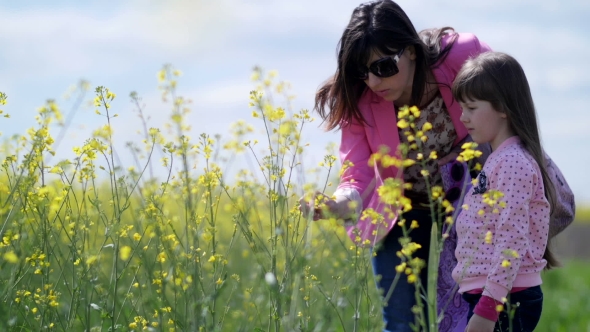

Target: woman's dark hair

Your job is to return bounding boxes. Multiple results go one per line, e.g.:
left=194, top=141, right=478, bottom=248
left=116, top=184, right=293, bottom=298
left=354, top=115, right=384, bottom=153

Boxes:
left=315, top=0, right=456, bottom=130
left=452, top=51, right=559, bottom=269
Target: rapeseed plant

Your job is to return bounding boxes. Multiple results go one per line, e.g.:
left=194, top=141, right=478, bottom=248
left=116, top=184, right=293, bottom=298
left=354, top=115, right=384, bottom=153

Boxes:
left=0, top=66, right=519, bottom=332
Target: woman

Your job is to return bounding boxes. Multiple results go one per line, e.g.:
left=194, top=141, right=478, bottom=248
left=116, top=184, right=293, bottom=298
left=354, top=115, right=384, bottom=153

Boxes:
left=299, top=1, right=575, bottom=331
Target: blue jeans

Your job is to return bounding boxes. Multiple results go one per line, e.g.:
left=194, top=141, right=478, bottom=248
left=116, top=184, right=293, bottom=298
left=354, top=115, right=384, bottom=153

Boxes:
left=372, top=209, right=433, bottom=332
left=462, top=286, right=543, bottom=332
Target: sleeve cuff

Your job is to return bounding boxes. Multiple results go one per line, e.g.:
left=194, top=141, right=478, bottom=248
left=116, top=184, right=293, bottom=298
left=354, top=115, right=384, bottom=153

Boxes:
left=333, top=187, right=362, bottom=226
left=482, top=281, right=509, bottom=303
left=473, top=295, right=502, bottom=322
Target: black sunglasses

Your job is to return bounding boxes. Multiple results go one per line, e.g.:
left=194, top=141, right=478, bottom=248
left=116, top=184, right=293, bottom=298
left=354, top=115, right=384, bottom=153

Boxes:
left=356, top=48, right=405, bottom=80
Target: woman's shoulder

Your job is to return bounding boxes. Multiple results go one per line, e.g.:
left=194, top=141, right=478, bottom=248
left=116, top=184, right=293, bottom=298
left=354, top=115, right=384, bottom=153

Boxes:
left=443, top=32, right=487, bottom=49
left=441, top=32, right=492, bottom=66
left=432, top=32, right=492, bottom=85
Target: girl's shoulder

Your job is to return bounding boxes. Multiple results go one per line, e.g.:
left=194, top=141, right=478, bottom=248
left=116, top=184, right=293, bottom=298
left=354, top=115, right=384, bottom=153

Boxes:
left=484, top=142, right=541, bottom=181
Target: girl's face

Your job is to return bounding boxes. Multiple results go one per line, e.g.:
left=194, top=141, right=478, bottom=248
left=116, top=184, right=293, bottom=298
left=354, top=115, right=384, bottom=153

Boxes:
left=459, top=99, right=513, bottom=151
left=362, top=47, right=416, bottom=106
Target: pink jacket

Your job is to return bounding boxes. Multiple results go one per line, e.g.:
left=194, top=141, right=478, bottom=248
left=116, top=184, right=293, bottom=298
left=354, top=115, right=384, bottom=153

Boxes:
left=452, top=136, right=549, bottom=301
left=337, top=33, right=491, bottom=245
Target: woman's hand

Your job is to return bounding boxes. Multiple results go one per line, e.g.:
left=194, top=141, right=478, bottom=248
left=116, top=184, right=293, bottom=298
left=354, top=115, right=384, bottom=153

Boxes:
left=437, top=152, right=459, bottom=166
left=465, top=314, right=495, bottom=332
left=298, top=191, right=332, bottom=221
left=298, top=191, right=353, bottom=221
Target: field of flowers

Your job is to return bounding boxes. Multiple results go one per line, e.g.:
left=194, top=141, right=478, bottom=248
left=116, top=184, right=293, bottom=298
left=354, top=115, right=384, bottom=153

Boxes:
left=0, top=67, right=588, bottom=332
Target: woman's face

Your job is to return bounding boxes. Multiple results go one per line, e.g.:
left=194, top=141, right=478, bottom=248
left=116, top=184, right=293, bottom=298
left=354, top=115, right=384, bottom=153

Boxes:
left=362, top=47, right=416, bottom=106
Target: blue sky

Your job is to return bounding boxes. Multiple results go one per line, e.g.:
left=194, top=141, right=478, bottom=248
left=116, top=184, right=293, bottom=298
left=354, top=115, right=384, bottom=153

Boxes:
left=1, top=0, right=589, bottom=203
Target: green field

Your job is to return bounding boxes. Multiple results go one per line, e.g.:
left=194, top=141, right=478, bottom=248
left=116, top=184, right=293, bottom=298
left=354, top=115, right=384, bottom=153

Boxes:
left=1, top=70, right=588, bottom=332
left=538, top=260, right=590, bottom=331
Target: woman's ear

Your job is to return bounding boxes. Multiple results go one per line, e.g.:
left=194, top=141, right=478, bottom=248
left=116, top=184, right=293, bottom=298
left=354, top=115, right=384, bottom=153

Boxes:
left=407, top=45, right=417, bottom=61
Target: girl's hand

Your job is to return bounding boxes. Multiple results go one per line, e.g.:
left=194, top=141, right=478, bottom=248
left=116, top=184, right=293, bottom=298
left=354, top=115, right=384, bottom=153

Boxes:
left=465, top=314, right=495, bottom=332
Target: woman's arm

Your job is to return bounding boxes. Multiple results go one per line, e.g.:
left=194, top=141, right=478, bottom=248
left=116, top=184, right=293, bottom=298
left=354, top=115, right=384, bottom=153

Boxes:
left=300, top=114, right=376, bottom=223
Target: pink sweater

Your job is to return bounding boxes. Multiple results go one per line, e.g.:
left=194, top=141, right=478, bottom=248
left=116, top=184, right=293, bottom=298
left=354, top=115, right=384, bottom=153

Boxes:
left=452, top=136, right=550, bottom=302
left=335, top=32, right=491, bottom=245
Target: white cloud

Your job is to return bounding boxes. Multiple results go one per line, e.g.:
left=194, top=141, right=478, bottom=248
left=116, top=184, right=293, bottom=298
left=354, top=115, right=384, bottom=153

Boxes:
left=1, top=0, right=589, bottom=201
left=544, top=63, right=590, bottom=91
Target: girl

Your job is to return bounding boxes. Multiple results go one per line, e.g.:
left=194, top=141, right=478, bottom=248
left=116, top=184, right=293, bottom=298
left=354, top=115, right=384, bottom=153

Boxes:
left=451, top=52, right=556, bottom=332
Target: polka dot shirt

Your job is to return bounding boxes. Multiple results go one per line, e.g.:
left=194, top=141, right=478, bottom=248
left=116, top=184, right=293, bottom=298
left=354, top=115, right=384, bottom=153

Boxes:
left=452, top=136, right=550, bottom=301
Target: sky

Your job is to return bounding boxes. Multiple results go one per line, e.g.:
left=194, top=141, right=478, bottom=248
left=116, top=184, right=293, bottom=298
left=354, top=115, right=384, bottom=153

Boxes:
left=1, top=0, right=589, bottom=203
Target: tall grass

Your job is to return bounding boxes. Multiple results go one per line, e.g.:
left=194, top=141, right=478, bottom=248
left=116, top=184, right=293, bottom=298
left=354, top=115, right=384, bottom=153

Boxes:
left=0, top=67, right=584, bottom=332
left=0, top=67, right=385, bottom=331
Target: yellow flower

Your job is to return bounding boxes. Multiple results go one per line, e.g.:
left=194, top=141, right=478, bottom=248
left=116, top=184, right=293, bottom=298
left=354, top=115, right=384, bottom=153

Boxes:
left=395, top=263, right=406, bottom=273
left=496, top=304, right=504, bottom=312
left=485, top=231, right=493, bottom=244
left=156, top=252, right=166, bottom=263
left=402, top=159, right=416, bottom=167
left=501, top=260, right=511, bottom=267
left=397, top=105, right=410, bottom=118
left=397, top=119, right=409, bottom=129
left=400, top=242, right=422, bottom=257
left=202, top=232, right=213, bottom=242
left=208, top=255, right=216, bottom=263
left=120, top=246, right=132, bottom=261
left=3, top=251, right=18, bottom=263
